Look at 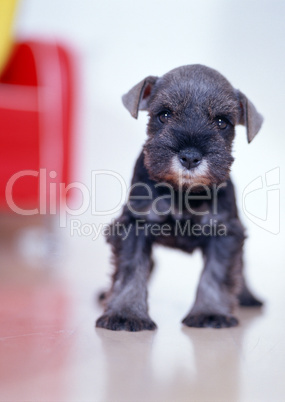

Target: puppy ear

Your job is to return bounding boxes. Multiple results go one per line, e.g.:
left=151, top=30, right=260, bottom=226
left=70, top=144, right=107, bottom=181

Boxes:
left=237, top=90, right=264, bottom=143
left=122, top=76, right=158, bottom=119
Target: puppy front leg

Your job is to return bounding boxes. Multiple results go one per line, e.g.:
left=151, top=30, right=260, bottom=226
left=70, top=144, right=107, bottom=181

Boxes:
left=96, top=223, right=156, bottom=332
left=182, top=220, right=245, bottom=328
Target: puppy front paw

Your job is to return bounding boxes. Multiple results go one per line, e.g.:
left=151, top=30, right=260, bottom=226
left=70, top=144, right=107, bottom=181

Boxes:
left=182, top=313, right=238, bottom=329
left=96, top=312, right=157, bottom=332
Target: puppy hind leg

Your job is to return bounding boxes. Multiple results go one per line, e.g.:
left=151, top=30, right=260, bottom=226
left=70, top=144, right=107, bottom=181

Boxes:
left=238, top=276, right=263, bottom=307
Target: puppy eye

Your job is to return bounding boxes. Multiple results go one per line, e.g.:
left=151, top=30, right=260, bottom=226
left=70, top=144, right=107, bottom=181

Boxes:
left=216, top=117, right=229, bottom=130
left=158, top=111, right=171, bottom=124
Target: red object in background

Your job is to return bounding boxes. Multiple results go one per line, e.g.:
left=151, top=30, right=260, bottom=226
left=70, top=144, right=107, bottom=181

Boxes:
left=0, top=41, right=75, bottom=213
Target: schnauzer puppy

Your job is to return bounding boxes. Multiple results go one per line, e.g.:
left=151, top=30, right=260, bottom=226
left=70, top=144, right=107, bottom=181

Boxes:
left=96, top=64, right=263, bottom=331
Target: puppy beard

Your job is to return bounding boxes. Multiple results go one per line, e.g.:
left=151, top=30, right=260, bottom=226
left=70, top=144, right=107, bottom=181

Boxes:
left=144, top=146, right=232, bottom=190
left=163, top=156, right=212, bottom=190
left=144, top=151, right=212, bottom=191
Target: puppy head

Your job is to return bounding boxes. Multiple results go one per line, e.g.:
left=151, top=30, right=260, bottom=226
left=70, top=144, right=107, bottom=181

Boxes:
left=122, top=65, right=263, bottom=189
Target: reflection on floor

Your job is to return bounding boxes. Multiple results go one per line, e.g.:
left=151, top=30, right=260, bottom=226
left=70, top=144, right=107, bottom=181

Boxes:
left=0, top=216, right=284, bottom=402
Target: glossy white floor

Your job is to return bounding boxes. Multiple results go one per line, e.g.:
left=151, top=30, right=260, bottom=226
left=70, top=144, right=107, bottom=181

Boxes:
left=0, top=214, right=284, bottom=402
left=1, top=0, right=285, bottom=401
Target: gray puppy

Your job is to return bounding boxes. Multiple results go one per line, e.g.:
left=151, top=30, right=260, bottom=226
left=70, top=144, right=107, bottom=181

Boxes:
left=96, top=64, right=263, bottom=331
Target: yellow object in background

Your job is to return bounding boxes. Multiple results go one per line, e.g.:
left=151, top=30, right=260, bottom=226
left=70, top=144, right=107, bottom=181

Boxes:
left=0, top=0, right=18, bottom=75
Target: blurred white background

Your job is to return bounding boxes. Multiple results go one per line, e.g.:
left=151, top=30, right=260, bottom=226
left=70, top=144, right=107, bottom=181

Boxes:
left=14, top=0, right=285, bottom=295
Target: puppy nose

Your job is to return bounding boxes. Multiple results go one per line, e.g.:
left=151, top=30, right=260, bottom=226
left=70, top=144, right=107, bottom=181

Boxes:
left=179, top=149, right=202, bottom=170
